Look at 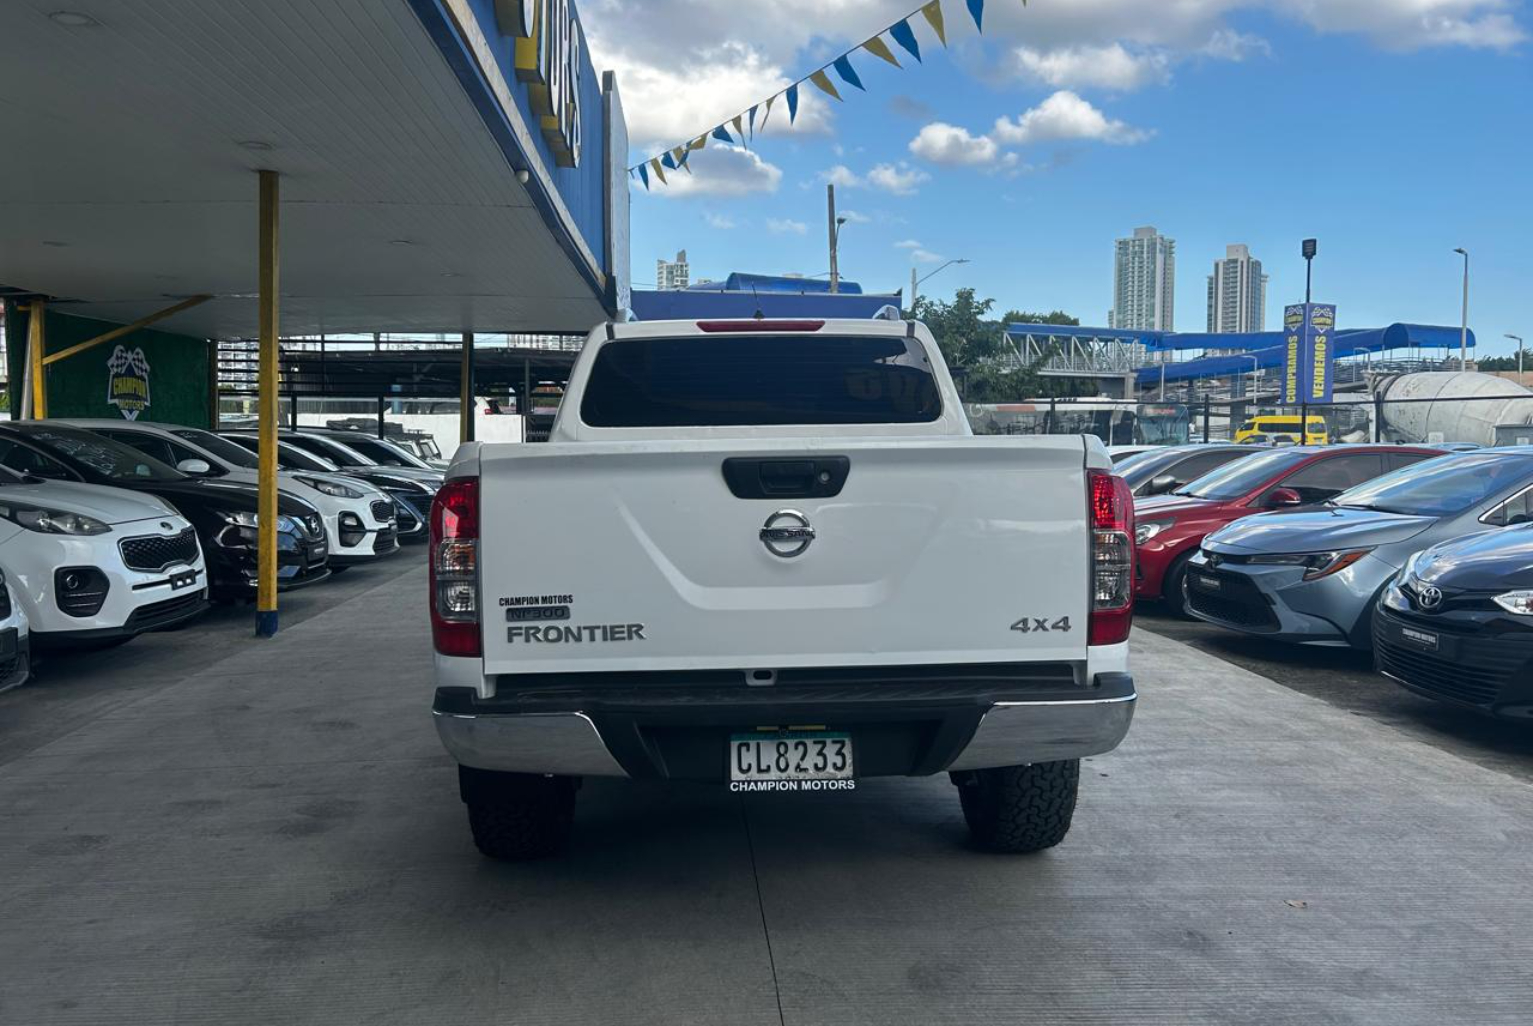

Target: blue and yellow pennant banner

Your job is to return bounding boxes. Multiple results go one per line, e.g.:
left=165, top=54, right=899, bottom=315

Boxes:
left=628, top=0, right=1025, bottom=189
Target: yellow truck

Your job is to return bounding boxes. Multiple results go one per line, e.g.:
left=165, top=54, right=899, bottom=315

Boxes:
left=1235, top=415, right=1329, bottom=445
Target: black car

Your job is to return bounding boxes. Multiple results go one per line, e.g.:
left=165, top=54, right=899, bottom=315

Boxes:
left=0, top=423, right=330, bottom=599
left=220, top=432, right=434, bottom=540
left=1114, top=444, right=1253, bottom=497
left=1375, top=523, right=1533, bottom=718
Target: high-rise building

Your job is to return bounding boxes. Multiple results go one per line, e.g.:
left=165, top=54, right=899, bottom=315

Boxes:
left=1109, top=227, right=1175, bottom=331
left=1206, top=244, right=1268, bottom=334
left=656, top=250, right=689, bottom=290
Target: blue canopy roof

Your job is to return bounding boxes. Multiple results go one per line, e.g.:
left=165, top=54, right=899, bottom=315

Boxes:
left=1136, top=324, right=1477, bottom=385
left=630, top=288, right=899, bottom=322
left=686, top=273, right=864, bottom=295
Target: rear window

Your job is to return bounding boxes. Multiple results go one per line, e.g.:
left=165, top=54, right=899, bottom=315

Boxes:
left=580, top=334, right=942, bottom=427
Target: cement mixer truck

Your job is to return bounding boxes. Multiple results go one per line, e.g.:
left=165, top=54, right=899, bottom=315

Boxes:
left=1374, top=372, right=1533, bottom=448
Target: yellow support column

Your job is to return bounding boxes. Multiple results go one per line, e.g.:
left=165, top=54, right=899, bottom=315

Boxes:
left=256, top=170, right=280, bottom=637
left=28, top=299, right=47, bottom=419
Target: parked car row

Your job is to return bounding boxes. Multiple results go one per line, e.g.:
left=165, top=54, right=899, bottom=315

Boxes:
left=1126, top=443, right=1533, bottom=720
left=0, top=421, right=443, bottom=688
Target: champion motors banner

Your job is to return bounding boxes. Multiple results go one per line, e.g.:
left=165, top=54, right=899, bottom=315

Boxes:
left=1282, top=303, right=1338, bottom=405
left=629, top=0, right=1023, bottom=189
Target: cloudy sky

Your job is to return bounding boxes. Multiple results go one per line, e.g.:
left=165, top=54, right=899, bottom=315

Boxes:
left=584, top=0, right=1531, bottom=356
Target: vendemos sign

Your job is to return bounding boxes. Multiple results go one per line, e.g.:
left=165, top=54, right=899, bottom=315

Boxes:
left=1282, top=303, right=1337, bottom=405
left=498, top=0, right=582, bottom=167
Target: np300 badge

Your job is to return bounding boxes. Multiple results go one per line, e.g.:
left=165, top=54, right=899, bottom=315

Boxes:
left=760, top=510, right=814, bottom=558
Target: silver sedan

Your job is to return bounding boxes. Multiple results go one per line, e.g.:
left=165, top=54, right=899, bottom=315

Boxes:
left=1183, top=449, right=1533, bottom=649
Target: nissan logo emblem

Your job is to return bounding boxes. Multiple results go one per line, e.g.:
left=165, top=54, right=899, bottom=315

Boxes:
left=760, top=510, right=814, bottom=558
left=1417, top=585, right=1444, bottom=611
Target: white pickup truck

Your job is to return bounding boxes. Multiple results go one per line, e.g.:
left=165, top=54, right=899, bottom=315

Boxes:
left=429, top=318, right=1137, bottom=860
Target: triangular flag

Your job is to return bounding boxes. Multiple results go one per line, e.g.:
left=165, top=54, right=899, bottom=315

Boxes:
left=661, top=152, right=677, bottom=170
left=637, top=163, right=649, bottom=189
left=732, top=114, right=745, bottom=141
left=748, top=104, right=759, bottom=138
left=832, top=55, right=865, bottom=91
left=967, top=0, right=984, bottom=32
left=889, top=18, right=922, bottom=62
left=785, top=84, right=799, bottom=123
left=760, top=95, right=777, bottom=132
left=921, top=0, right=947, bottom=45
left=650, top=157, right=667, bottom=184
left=689, top=135, right=707, bottom=150
left=863, top=35, right=901, bottom=68
left=672, top=146, right=687, bottom=165
left=711, top=124, right=734, bottom=144
left=808, top=69, right=842, bottom=101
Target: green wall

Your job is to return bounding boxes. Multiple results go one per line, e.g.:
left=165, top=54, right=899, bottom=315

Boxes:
left=5, top=302, right=213, bottom=428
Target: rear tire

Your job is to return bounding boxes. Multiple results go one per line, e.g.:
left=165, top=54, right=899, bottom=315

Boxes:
left=1162, top=552, right=1195, bottom=618
left=953, top=760, right=1080, bottom=853
left=459, top=766, right=578, bottom=861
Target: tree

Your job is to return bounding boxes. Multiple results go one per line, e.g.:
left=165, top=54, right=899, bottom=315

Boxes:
left=908, top=288, right=1096, bottom=402
left=1001, top=310, right=1080, bottom=328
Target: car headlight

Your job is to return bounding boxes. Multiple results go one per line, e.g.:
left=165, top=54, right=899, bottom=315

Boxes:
left=0, top=502, right=111, bottom=535
left=1249, top=549, right=1373, bottom=581
left=1494, top=591, right=1533, bottom=616
left=219, top=510, right=294, bottom=531
left=1135, top=520, right=1173, bottom=545
left=293, top=475, right=363, bottom=499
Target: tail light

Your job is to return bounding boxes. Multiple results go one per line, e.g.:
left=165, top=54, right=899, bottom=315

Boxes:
left=1088, top=469, right=1135, bottom=646
left=429, top=477, right=480, bottom=657
left=696, top=319, right=825, bottom=332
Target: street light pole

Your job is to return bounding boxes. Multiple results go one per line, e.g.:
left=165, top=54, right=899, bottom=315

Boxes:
left=827, top=185, right=843, bottom=294
left=1507, top=334, right=1525, bottom=378
left=1243, top=354, right=1260, bottom=398
left=911, top=258, right=971, bottom=309
left=1454, top=247, right=1470, bottom=371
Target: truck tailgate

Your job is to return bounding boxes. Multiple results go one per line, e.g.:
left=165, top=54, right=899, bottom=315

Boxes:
left=477, top=437, right=1091, bottom=675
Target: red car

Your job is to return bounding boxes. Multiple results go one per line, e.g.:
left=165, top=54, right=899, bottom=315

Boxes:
left=1134, top=445, right=1443, bottom=614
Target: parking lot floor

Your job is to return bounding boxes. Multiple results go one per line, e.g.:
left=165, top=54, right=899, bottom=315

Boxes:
left=3, top=561, right=1531, bottom=1025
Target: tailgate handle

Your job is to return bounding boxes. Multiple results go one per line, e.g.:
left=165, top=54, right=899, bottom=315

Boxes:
left=722, top=456, right=850, bottom=499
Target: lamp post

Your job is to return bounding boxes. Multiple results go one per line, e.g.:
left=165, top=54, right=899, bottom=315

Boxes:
left=827, top=185, right=847, bottom=294
left=1454, top=247, right=1470, bottom=371
left=1242, top=354, right=1261, bottom=399
left=909, top=258, right=971, bottom=311
left=1302, top=238, right=1317, bottom=305
left=1508, top=333, right=1525, bottom=378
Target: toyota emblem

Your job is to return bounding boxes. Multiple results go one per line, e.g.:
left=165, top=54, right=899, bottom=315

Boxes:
left=1417, top=585, right=1444, bottom=611
left=760, top=510, right=815, bottom=558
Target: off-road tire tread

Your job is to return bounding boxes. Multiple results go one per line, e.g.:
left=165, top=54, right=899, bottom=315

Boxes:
left=464, top=773, right=576, bottom=861
left=958, top=759, right=1080, bottom=853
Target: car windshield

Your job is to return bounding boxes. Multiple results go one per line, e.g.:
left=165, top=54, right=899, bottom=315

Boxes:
left=290, top=436, right=371, bottom=468
left=1115, top=448, right=1186, bottom=486
left=172, top=428, right=259, bottom=469
left=1333, top=453, right=1533, bottom=516
left=21, top=425, right=183, bottom=481
left=328, top=434, right=429, bottom=469
left=1177, top=450, right=1305, bottom=500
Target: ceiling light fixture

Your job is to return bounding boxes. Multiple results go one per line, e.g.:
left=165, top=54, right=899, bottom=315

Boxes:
left=237, top=140, right=274, bottom=151
left=515, top=169, right=531, bottom=184
left=48, top=11, right=100, bottom=27
left=388, top=239, right=415, bottom=246
left=41, top=240, right=69, bottom=248
left=440, top=272, right=462, bottom=278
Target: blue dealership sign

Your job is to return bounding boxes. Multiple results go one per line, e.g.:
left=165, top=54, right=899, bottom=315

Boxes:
left=1282, top=303, right=1337, bottom=404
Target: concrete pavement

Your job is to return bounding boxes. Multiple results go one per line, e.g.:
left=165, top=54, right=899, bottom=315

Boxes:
left=2, top=562, right=1530, bottom=1025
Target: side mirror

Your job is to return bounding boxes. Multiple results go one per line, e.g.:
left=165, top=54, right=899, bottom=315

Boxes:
left=176, top=458, right=214, bottom=476
left=1147, top=474, right=1179, bottom=496
left=1266, top=487, right=1303, bottom=508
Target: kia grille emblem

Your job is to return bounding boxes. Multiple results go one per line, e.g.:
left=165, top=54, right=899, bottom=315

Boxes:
left=760, top=510, right=815, bottom=559
left=1417, top=585, right=1443, bottom=611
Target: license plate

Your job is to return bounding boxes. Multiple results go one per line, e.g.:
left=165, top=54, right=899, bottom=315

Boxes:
left=1400, top=627, right=1439, bottom=652
left=730, top=732, right=853, bottom=782
left=1195, top=574, right=1222, bottom=591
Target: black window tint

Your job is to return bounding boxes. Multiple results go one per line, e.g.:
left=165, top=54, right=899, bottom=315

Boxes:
left=1486, top=487, right=1533, bottom=527
left=0, top=439, right=75, bottom=480
left=1173, top=450, right=1247, bottom=485
left=103, top=431, right=178, bottom=467
left=1276, top=454, right=1386, bottom=504
left=1385, top=452, right=1432, bottom=472
left=581, top=335, right=942, bottom=427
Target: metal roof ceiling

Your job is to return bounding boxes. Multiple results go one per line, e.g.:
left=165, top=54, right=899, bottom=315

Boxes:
left=0, top=0, right=613, bottom=339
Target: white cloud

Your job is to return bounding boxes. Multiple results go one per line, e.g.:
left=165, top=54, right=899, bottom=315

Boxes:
left=893, top=239, right=923, bottom=250
left=654, top=144, right=782, bottom=198
left=1200, top=28, right=1272, bottom=61
left=910, top=249, right=944, bottom=264
left=821, top=164, right=861, bottom=188
left=705, top=212, right=738, bottom=229
left=1285, top=0, right=1525, bottom=50
left=992, top=91, right=1151, bottom=146
left=1015, top=43, right=1172, bottom=91
left=908, top=122, right=1001, bottom=167
left=839, top=209, right=872, bottom=224
left=865, top=162, right=931, bottom=195
left=766, top=218, right=808, bottom=235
